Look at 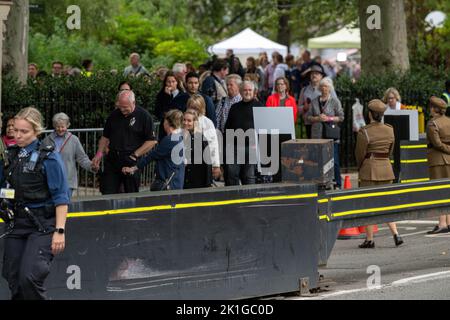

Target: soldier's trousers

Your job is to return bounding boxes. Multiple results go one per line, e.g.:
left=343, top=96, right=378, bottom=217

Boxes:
left=2, top=216, right=55, bottom=300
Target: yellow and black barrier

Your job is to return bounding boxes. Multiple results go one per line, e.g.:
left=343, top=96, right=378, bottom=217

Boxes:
left=0, top=183, right=321, bottom=300
left=319, top=179, right=450, bottom=228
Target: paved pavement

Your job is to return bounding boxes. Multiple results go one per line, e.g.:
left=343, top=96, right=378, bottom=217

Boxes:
left=288, top=219, right=450, bottom=300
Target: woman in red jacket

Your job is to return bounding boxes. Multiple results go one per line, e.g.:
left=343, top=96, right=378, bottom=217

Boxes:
left=265, top=77, right=298, bottom=122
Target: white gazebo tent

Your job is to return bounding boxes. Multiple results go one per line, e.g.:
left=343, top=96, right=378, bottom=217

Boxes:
left=208, top=28, right=288, bottom=62
left=308, top=27, right=360, bottom=49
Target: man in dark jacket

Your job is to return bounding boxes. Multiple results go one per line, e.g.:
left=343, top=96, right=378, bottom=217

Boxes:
left=224, top=81, right=261, bottom=186
left=172, top=72, right=217, bottom=127
left=201, top=59, right=229, bottom=107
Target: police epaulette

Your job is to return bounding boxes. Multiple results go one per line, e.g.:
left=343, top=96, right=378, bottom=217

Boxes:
left=39, top=145, right=54, bottom=153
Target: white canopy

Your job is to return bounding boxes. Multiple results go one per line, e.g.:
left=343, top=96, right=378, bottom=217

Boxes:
left=208, top=28, right=288, bottom=58
left=308, top=27, right=360, bottom=49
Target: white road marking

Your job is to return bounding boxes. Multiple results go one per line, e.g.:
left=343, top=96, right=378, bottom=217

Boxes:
left=391, top=271, right=450, bottom=286
left=396, top=220, right=438, bottom=225
left=425, top=233, right=450, bottom=238
left=400, top=230, right=431, bottom=237
left=291, top=270, right=450, bottom=300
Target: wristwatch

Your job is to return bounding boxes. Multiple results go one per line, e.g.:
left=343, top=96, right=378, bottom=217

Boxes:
left=55, top=228, right=65, bottom=234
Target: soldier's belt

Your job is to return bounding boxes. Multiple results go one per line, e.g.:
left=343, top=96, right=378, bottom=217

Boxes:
left=365, top=152, right=390, bottom=159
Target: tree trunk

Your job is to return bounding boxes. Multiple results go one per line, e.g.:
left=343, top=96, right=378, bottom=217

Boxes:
left=3, top=0, right=29, bottom=83
left=358, top=0, right=410, bottom=75
left=276, top=0, right=291, bottom=51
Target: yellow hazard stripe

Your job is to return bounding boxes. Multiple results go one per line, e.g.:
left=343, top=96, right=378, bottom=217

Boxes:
left=0, top=193, right=318, bottom=222
left=319, top=215, right=330, bottom=222
left=401, top=159, right=428, bottom=164
left=65, top=193, right=318, bottom=219
left=332, top=198, right=450, bottom=218
left=329, top=183, right=450, bottom=202
left=390, top=159, right=428, bottom=164
left=318, top=199, right=329, bottom=204
left=401, top=178, right=430, bottom=183
left=400, top=145, right=427, bottom=149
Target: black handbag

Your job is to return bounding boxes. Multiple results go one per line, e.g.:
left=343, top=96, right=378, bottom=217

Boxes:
left=322, top=122, right=341, bottom=140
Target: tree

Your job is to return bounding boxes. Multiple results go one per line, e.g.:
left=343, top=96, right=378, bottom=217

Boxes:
left=358, top=0, right=410, bottom=75
left=3, top=0, right=29, bottom=83
left=187, top=0, right=358, bottom=48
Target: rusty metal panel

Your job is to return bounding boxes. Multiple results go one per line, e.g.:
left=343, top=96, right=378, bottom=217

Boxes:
left=281, top=139, right=334, bottom=185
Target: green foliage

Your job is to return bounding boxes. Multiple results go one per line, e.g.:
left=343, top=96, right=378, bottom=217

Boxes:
left=405, top=0, right=450, bottom=70
left=2, top=74, right=162, bottom=129
left=108, top=15, right=208, bottom=67
left=187, top=0, right=358, bottom=45
left=29, top=19, right=127, bottom=72
left=335, top=64, right=446, bottom=116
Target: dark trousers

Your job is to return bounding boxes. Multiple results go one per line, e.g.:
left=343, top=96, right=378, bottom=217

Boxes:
left=305, top=125, right=312, bottom=139
left=334, top=142, right=342, bottom=188
left=101, top=153, right=140, bottom=194
left=2, top=216, right=55, bottom=300
left=225, top=164, right=256, bottom=186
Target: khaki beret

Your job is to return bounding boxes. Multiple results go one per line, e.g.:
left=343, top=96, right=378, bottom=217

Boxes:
left=429, top=96, right=447, bottom=110
left=368, top=99, right=387, bottom=113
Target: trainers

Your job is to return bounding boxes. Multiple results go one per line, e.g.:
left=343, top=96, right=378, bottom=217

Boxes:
left=427, top=225, right=449, bottom=234
left=358, top=240, right=375, bottom=249
left=394, top=234, right=404, bottom=247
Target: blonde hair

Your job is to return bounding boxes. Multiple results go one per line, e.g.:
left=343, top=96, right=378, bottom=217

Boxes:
left=15, top=107, right=45, bottom=135
left=184, top=109, right=202, bottom=133
left=164, top=109, right=183, bottom=129
left=383, top=87, right=401, bottom=104
left=187, top=94, right=206, bottom=116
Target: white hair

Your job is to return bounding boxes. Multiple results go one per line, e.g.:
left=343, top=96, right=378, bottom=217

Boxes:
left=52, top=112, right=70, bottom=127
left=241, top=80, right=256, bottom=91
left=172, top=63, right=187, bottom=74
left=129, top=53, right=140, bottom=59
left=319, top=77, right=334, bottom=91
left=226, top=74, right=242, bottom=86
left=117, top=90, right=136, bottom=104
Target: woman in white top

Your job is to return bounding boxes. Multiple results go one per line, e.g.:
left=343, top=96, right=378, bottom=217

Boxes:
left=186, top=94, right=221, bottom=180
left=383, top=87, right=404, bottom=110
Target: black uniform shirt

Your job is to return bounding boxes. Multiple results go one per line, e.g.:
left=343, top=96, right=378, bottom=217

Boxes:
left=103, top=106, right=156, bottom=153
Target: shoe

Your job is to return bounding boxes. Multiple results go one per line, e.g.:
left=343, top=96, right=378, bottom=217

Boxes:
left=359, top=240, right=375, bottom=249
left=427, top=225, right=450, bottom=234
left=394, top=234, right=404, bottom=247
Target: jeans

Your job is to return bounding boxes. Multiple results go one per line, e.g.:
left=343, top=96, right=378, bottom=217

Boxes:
left=225, top=164, right=256, bottom=186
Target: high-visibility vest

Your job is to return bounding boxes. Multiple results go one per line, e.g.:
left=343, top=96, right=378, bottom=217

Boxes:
left=443, top=92, right=450, bottom=107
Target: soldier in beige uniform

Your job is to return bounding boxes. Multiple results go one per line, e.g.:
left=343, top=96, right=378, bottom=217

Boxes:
left=355, top=99, right=404, bottom=248
left=426, top=96, right=450, bottom=234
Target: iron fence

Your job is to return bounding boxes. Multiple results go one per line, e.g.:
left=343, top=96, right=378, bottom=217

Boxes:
left=41, top=127, right=158, bottom=199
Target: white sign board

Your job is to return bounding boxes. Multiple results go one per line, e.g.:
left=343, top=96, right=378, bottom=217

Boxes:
left=253, top=107, right=296, bottom=135
left=384, top=109, right=419, bottom=141
left=253, top=107, right=296, bottom=174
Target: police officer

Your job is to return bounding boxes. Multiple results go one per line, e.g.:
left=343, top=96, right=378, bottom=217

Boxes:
left=2, top=107, right=70, bottom=300
left=355, top=99, right=403, bottom=248
left=92, top=90, right=157, bottom=194
left=426, top=96, right=450, bottom=234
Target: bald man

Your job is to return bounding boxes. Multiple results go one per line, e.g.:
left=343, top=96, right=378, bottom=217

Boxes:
left=93, top=90, right=157, bottom=194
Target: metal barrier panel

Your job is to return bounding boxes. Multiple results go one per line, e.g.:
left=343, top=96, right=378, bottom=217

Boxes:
left=0, top=183, right=320, bottom=300
left=319, top=179, right=450, bottom=228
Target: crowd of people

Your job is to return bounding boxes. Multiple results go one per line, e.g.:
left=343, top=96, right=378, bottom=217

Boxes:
left=0, top=49, right=449, bottom=300
left=18, top=51, right=450, bottom=194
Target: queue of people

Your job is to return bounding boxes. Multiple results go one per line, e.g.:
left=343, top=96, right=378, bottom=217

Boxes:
left=1, top=48, right=449, bottom=301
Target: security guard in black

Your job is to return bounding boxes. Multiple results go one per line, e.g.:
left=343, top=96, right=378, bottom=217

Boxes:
left=93, top=91, right=156, bottom=194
